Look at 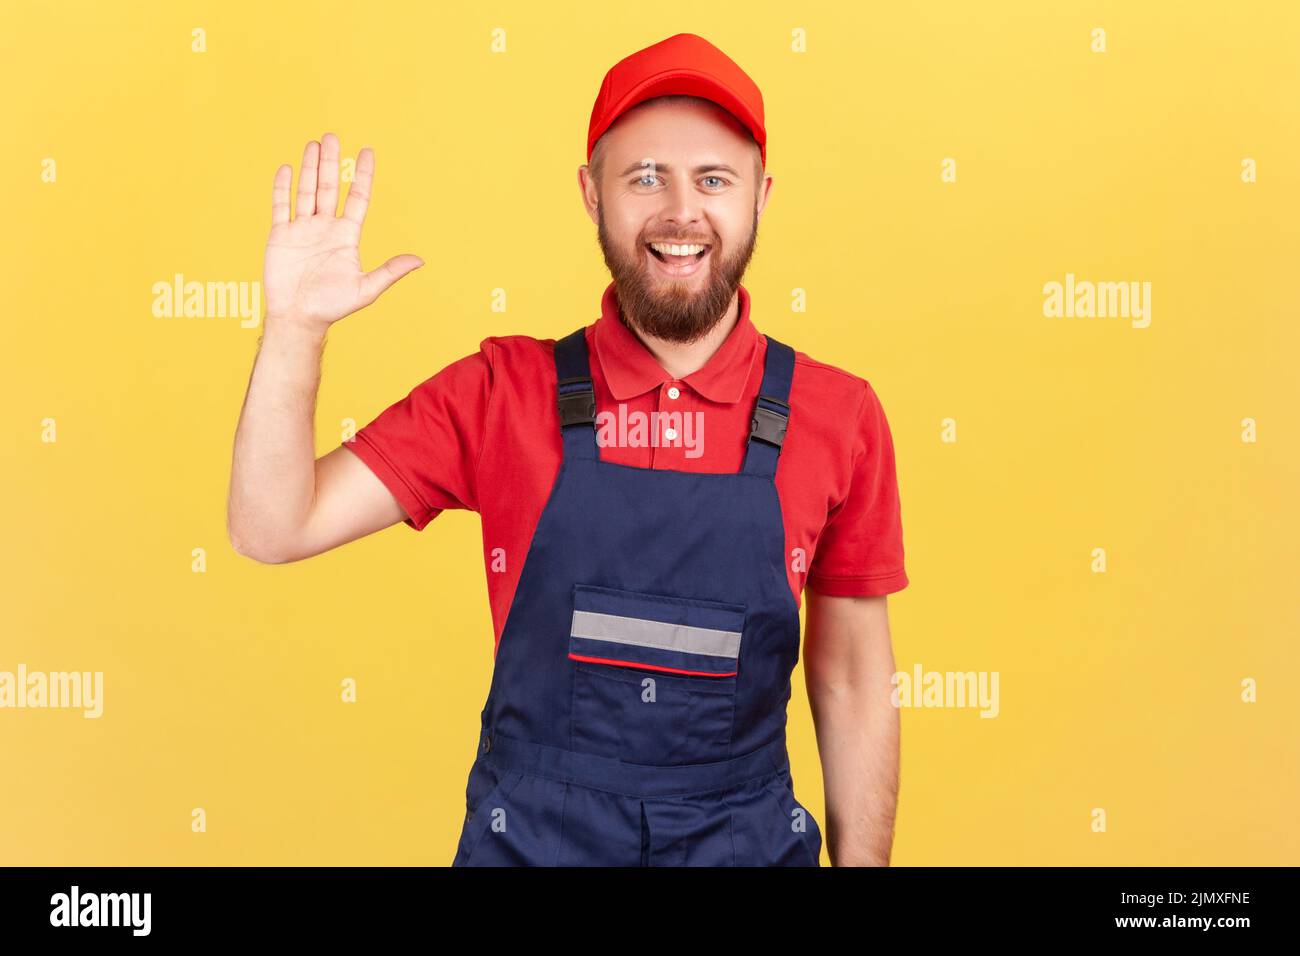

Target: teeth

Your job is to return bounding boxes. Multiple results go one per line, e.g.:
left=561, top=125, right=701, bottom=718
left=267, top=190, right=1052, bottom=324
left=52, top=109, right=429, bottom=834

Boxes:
left=649, top=242, right=707, bottom=256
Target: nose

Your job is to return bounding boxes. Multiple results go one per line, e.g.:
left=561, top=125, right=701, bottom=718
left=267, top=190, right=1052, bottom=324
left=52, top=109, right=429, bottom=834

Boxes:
left=656, top=175, right=707, bottom=237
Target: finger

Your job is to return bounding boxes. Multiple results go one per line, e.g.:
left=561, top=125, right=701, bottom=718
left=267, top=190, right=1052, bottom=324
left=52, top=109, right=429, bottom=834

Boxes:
left=295, top=140, right=320, bottom=218
left=359, top=254, right=424, bottom=307
left=342, top=147, right=375, bottom=226
left=317, top=132, right=341, bottom=217
left=271, top=164, right=292, bottom=226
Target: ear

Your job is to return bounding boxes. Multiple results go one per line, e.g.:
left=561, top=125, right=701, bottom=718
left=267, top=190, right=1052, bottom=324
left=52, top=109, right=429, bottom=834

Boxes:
left=756, top=170, right=774, bottom=221
left=577, top=165, right=600, bottom=224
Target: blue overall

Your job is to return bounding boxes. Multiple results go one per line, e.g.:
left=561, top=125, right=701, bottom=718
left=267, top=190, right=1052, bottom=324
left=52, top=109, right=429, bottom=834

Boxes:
left=451, top=326, right=823, bottom=866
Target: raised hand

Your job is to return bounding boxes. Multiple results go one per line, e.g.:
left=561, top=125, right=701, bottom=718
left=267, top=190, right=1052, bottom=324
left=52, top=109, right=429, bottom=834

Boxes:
left=264, top=132, right=423, bottom=331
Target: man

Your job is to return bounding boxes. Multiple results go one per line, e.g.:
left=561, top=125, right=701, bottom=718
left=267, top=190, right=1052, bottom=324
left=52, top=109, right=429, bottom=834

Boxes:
left=228, top=33, right=907, bottom=866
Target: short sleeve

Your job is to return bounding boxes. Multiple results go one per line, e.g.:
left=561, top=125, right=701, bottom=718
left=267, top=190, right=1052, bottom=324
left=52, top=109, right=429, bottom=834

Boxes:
left=806, top=382, right=909, bottom=597
left=341, top=344, right=494, bottom=530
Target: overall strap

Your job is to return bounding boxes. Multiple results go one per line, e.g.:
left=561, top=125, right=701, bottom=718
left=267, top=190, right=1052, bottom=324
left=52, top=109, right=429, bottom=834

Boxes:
left=553, top=327, right=599, bottom=461
left=740, top=335, right=795, bottom=478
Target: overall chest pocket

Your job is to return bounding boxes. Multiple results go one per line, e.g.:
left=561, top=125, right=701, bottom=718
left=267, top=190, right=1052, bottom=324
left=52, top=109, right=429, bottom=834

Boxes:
left=568, top=584, right=746, bottom=766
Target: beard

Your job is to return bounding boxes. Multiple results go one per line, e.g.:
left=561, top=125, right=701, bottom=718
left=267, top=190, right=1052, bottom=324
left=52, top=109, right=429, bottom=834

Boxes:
left=596, top=204, right=759, bottom=344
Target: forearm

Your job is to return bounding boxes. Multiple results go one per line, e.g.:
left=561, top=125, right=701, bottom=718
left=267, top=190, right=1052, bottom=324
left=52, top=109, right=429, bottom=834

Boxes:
left=810, top=672, right=899, bottom=866
left=805, top=592, right=901, bottom=866
left=227, top=317, right=327, bottom=561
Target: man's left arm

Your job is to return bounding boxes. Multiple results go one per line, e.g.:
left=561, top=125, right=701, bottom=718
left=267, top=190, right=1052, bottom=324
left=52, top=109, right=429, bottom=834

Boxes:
left=803, top=590, right=899, bottom=867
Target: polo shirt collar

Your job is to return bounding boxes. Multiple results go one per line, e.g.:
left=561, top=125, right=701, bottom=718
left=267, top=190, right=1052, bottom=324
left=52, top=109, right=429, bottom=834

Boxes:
left=593, top=281, right=761, bottom=404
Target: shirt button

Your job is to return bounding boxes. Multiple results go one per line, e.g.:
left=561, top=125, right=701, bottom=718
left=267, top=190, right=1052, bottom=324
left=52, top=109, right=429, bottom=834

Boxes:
left=664, top=427, right=678, bottom=442
left=667, top=386, right=681, bottom=400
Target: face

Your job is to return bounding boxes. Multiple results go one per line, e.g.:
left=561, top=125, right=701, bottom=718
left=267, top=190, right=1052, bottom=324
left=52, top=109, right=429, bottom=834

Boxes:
left=582, top=99, right=772, bottom=343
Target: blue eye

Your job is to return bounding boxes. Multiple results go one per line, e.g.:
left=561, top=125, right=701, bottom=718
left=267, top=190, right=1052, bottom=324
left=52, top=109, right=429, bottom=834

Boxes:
left=632, top=174, right=729, bottom=188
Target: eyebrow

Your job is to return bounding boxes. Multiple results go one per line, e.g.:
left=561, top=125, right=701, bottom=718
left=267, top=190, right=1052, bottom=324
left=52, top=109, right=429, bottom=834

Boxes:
left=619, top=161, right=742, bottom=178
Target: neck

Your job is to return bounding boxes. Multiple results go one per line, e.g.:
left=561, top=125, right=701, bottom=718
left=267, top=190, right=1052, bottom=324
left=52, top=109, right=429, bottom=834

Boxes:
left=623, top=291, right=740, bottom=379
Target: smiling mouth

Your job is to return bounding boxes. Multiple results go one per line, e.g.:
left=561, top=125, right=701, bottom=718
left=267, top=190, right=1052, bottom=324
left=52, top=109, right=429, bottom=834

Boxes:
left=646, top=243, right=711, bottom=263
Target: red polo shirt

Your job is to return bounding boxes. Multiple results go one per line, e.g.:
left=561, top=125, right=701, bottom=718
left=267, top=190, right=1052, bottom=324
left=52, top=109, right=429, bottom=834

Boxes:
left=342, top=281, right=908, bottom=651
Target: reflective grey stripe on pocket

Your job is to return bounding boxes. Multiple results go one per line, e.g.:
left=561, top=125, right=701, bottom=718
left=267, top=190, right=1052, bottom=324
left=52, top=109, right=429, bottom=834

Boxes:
left=570, top=610, right=741, bottom=658
left=569, top=584, right=746, bottom=677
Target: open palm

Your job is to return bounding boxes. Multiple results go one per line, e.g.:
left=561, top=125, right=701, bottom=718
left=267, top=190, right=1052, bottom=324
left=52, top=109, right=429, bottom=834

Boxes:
left=265, top=132, right=422, bottom=329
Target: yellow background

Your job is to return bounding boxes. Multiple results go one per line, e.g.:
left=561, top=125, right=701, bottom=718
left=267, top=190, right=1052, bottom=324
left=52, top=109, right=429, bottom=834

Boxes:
left=2, top=0, right=1297, bottom=865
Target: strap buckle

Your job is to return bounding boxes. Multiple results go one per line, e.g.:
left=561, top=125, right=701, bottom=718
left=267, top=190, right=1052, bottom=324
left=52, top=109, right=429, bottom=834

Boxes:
left=557, top=376, right=596, bottom=426
left=749, top=394, right=790, bottom=448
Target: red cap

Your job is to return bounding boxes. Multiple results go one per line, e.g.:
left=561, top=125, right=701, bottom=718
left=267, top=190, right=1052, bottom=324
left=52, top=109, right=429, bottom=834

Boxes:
left=587, top=33, right=766, bottom=167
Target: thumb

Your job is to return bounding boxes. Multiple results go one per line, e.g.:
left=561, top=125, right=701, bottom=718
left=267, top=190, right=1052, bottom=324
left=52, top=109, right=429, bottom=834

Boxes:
left=359, top=254, right=424, bottom=307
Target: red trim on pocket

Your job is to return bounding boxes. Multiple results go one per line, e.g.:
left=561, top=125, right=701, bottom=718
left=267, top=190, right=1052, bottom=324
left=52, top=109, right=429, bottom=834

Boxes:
left=568, top=652, right=737, bottom=678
